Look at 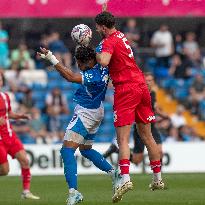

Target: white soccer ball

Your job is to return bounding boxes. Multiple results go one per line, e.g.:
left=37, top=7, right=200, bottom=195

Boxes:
left=71, top=24, right=92, bottom=46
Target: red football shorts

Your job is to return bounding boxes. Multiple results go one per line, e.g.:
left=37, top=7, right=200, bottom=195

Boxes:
left=113, top=83, right=155, bottom=127
left=0, top=133, right=24, bottom=164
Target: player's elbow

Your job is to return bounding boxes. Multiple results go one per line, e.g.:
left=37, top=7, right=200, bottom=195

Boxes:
left=96, top=54, right=110, bottom=67
left=0, top=166, right=9, bottom=176
left=98, top=58, right=109, bottom=67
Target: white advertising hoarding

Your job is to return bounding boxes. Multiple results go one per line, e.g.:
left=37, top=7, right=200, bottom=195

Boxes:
left=8, top=142, right=205, bottom=176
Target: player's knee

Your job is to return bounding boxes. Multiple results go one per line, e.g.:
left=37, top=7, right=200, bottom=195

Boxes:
left=20, top=158, right=30, bottom=168
left=0, top=166, right=9, bottom=176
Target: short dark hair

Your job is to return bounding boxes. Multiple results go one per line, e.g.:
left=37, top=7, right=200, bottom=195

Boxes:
left=75, top=46, right=96, bottom=64
left=95, top=11, right=115, bottom=29
left=144, top=72, right=154, bottom=77
left=144, top=72, right=155, bottom=81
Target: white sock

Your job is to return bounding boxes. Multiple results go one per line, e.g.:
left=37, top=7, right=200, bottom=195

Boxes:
left=121, top=174, right=130, bottom=183
left=107, top=168, right=115, bottom=177
left=69, top=188, right=76, bottom=193
left=23, top=189, right=30, bottom=194
left=153, top=172, right=162, bottom=182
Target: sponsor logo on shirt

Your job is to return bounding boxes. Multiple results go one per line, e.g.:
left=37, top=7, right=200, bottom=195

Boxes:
left=147, top=115, right=156, bottom=122
left=113, top=111, right=117, bottom=122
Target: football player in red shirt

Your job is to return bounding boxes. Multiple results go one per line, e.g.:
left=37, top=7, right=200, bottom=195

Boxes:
left=95, top=11, right=165, bottom=202
left=0, top=73, right=39, bottom=200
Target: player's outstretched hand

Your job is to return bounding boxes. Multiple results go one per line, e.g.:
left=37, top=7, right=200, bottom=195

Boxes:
left=37, top=47, right=59, bottom=66
left=37, top=47, right=50, bottom=59
left=20, top=113, right=32, bottom=120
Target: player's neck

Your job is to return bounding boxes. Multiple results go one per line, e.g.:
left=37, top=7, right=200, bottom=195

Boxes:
left=105, top=28, right=117, bottom=37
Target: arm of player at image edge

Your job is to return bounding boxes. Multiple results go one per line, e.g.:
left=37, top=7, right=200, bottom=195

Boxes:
left=37, top=47, right=82, bottom=84
left=8, top=111, right=31, bottom=120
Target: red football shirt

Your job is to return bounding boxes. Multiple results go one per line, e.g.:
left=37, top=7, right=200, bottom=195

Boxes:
left=100, top=31, right=145, bottom=87
left=0, top=92, right=13, bottom=139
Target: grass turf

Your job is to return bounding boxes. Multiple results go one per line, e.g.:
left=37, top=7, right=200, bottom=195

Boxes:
left=0, top=174, right=205, bottom=205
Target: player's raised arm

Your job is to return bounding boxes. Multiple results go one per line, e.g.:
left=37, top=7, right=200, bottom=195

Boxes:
left=102, top=0, right=108, bottom=12
left=37, top=47, right=82, bottom=84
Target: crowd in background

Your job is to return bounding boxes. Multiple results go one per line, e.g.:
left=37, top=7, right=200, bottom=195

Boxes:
left=0, top=18, right=204, bottom=144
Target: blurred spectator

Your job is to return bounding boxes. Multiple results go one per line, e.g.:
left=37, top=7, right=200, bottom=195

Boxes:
left=191, top=74, right=205, bottom=93
left=174, top=34, right=183, bottom=55
left=36, top=34, right=50, bottom=69
left=151, top=24, right=174, bottom=68
left=46, top=87, right=69, bottom=115
left=11, top=41, right=35, bottom=70
left=0, top=21, right=9, bottom=70
left=29, top=107, right=48, bottom=144
left=156, top=118, right=172, bottom=138
left=12, top=105, right=36, bottom=144
left=48, top=31, right=72, bottom=67
left=165, top=126, right=180, bottom=142
left=188, top=49, right=204, bottom=70
left=183, top=32, right=199, bottom=57
left=20, top=87, right=35, bottom=110
left=40, top=34, right=49, bottom=49
left=46, top=88, right=69, bottom=140
left=170, top=105, right=186, bottom=128
left=179, top=125, right=200, bottom=142
left=186, top=94, right=199, bottom=115
left=123, top=18, right=140, bottom=47
left=169, top=54, right=192, bottom=79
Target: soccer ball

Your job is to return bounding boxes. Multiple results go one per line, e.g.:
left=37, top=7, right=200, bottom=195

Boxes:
left=71, top=24, right=92, bottom=46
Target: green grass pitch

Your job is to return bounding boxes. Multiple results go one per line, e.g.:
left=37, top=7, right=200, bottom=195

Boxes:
left=0, top=174, right=205, bottom=205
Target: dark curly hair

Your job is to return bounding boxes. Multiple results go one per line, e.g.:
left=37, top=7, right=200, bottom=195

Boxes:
left=95, top=11, right=115, bottom=29
left=75, top=46, right=96, bottom=64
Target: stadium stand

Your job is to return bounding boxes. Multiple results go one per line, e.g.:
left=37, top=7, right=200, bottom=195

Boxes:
left=0, top=18, right=205, bottom=144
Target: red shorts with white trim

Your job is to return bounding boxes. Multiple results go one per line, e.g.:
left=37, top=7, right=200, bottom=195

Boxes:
left=0, top=133, right=24, bottom=164
left=113, top=83, right=155, bottom=127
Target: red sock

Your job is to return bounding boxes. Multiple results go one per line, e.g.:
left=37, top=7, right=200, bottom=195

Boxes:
left=21, top=168, right=31, bottom=191
left=119, top=159, right=130, bottom=175
left=150, top=160, right=161, bottom=173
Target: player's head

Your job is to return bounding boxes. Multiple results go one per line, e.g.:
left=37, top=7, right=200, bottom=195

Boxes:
left=95, top=11, right=115, bottom=38
left=144, top=72, right=155, bottom=90
left=75, top=46, right=96, bottom=71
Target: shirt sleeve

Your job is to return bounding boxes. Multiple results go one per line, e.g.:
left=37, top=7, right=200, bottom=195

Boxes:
left=96, top=38, right=115, bottom=54
left=82, top=68, right=102, bottom=86
left=5, top=93, right=11, bottom=112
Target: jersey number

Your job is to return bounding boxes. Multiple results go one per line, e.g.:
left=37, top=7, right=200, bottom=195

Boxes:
left=122, top=37, right=134, bottom=58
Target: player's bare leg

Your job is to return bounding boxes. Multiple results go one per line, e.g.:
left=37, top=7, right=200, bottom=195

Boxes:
left=137, top=123, right=164, bottom=190
left=131, top=153, right=144, bottom=165
left=15, top=150, right=40, bottom=200
left=158, top=144, right=163, bottom=162
left=0, top=162, right=9, bottom=176
left=131, top=144, right=163, bottom=165
left=112, top=125, right=133, bottom=203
